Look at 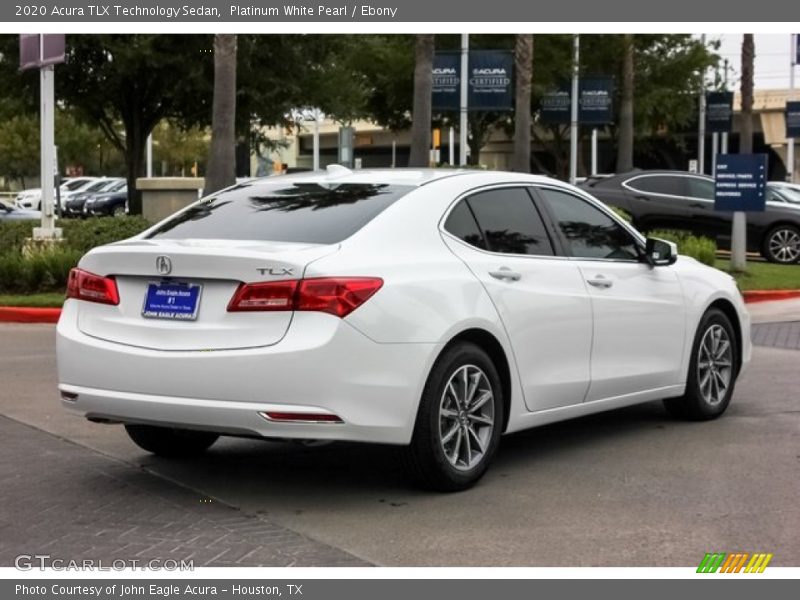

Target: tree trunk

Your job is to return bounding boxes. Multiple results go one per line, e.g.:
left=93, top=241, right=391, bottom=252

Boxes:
left=408, top=35, right=434, bottom=168
left=512, top=34, right=533, bottom=173
left=739, top=34, right=755, bottom=154
left=616, top=34, right=635, bottom=173
left=124, top=114, right=145, bottom=215
left=205, top=34, right=238, bottom=196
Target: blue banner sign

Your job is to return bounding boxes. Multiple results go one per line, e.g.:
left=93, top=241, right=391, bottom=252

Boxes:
left=539, top=77, right=615, bottom=125
left=432, top=50, right=514, bottom=111
left=578, top=77, right=614, bottom=125
left=706, top=91, right=734, bottom=133
left=786, top=101, right=800, bottom=138
left=714, top=154, right=768, bottom=212
left=432, top=52, right=460, bottom=110
left=467, top=50, right=514, bottom=111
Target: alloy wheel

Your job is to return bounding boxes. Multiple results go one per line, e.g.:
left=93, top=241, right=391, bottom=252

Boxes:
left=696, top=324, right=733, bottom=406
left=768, top=228, right=800, bottom=263
left=438, top=364, right=495, bottom=471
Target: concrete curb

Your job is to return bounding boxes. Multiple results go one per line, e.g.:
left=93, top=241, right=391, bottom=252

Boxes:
left=2, top=290, right=800, bottom=323
left=742, top=290, right=800, bottom=304
left=0, top=307, right=61, bottom=323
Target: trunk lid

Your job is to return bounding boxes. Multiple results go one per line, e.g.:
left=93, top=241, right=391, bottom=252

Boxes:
left=76, top=238, right=338, bottom=351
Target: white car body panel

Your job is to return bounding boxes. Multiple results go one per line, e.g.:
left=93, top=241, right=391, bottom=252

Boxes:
left=57, top=169, right=751, bottom=446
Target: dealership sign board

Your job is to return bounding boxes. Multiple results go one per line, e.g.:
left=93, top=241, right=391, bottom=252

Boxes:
left=786, top=101, right=800, bottom=138
left=539, top=77, right=615, bottom=124
left=706, top=91, right=734, bottom=133
left=19, top=34, right=65, bottom=70
left=714, top=154, right=768, bottom=212
left=432, top=51, right=514, bottom=111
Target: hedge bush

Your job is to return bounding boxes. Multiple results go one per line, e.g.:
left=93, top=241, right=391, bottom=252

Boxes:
left=0, top=216, right=151, bottom=255
left=648, top=229, right=717, bottom=266
left=0, top=216, right=151, bottom=294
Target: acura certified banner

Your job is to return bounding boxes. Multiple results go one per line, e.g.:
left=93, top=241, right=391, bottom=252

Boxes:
left=432, top=50, right=513, bottom=111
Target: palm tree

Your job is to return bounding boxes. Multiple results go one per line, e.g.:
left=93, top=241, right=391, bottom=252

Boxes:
left=512, top=34, right=534, bottom=173
left=205, top=34, right=237, bottom=196
left=616, top=34, right=635, bottom=173
left=740, top=34, right=755, bottom=154
left=408, top=35, right=434, bottom=168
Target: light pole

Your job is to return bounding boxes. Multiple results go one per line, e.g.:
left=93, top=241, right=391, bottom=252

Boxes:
left=569, top=34, right=579, bottom=185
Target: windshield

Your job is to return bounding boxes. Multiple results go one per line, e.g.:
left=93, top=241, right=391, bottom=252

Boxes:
left=63, top=179, right=92, bottom=191
left=772, top=185, right=800, bottom=205
left=147, top=181, right=413, bottom=244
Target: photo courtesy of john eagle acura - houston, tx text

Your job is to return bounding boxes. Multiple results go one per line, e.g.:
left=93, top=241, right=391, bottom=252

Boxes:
left=56, top=167, right=751, bottom=491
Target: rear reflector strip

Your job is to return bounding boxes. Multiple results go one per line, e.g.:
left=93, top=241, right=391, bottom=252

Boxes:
left=259, top=411, right=343, bottom=424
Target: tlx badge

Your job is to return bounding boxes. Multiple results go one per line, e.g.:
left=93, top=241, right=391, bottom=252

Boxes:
left=257, top=267, right=294, bottom=276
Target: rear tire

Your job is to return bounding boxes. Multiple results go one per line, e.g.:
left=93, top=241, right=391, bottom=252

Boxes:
left=402, top=342, right=504, bottom=492
left=761, top=224, right=800, bottom=264
left=664, top=308, right=738, bottom=421
left=124, top=424, right=219, bottom=457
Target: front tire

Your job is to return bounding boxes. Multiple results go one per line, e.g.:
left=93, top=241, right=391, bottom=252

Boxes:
left=402, top=342, right=504, bottom=492
left=762, top=224, right=800, bottom=264
left=125, top=424, right=219, bottom=457
left=664, top=308, right=738, bottom=421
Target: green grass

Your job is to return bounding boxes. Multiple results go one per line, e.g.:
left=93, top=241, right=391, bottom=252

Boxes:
left=714, top=259, right=800, bottom=291
left=0, top=292, right=64, bottom=307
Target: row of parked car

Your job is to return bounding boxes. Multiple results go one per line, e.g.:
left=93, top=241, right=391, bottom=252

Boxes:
left=13, top=176, right=128, bottom=218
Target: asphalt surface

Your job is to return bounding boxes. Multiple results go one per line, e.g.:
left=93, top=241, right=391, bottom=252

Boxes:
left=0, top=314, right=798, bottom=567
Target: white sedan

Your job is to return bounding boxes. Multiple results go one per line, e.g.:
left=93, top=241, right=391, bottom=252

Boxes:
left=57, top=168, right=750, bottom=491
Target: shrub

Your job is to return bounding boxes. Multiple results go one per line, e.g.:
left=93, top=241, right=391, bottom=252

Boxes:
left=648, top=229, right=717, bottom=266
left=0, top=247, right=82, bottom=294
left=0, top=216, right=150, bottom=255
left=609, top=206, right=633, bottom=223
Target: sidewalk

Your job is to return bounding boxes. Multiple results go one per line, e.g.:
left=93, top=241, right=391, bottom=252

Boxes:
left=0, top=415, right=367, bottom=568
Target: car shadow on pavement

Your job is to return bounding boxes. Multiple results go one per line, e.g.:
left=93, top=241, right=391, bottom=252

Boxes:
left=130, top=399, right=680, bottom=497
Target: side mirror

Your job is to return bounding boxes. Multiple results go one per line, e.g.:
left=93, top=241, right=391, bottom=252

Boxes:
left=645, top=237, right=678, bottom=267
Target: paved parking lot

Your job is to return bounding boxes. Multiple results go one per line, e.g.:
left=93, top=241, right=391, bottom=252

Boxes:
left=0, top=313, right=798, bottom=567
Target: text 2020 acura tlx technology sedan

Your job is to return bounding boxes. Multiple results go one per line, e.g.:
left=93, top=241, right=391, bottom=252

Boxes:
left=57, top=168, right=751, bottom=491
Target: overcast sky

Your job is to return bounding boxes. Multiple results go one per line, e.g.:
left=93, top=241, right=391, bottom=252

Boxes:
left=713, top=34, right=797, bottom=90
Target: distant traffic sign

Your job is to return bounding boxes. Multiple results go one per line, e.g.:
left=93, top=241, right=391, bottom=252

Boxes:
left=714, top=154, right=768, bottom=212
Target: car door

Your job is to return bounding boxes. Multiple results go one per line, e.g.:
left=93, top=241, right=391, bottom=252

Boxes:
left=535, top=186, right=687, bottom=402
left=622, top=174, right=696, bottom=232
left=685, top=175, right=733, bottom=241
left=441, top=186, right=593, bottom=412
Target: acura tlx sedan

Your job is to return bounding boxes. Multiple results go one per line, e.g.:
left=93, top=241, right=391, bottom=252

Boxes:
left=57, top=167, right=751, bottom=491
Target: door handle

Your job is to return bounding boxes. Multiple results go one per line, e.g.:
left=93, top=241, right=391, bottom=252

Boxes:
left=586, top=275, right=613, bottom=289
left=489, top=267, right=521, bottom=282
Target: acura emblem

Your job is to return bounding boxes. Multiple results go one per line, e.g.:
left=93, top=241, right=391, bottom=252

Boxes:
left=156, top=256, right=172, bottom=275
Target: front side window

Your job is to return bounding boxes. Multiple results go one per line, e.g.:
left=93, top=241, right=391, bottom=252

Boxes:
left=539, top=188, right=639, bottom=261
left=686, top=177, right=715, bottom=200
left=464, top=188, right=554, bottom=256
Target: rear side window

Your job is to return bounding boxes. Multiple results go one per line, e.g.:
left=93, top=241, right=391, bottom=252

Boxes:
left=443, top=201, right=487, bottom=249
left=147, top=182, right=412, bottom=244
left=626, top=175, right=687, bottom=196
left=465, top=188, right=554, bottom=256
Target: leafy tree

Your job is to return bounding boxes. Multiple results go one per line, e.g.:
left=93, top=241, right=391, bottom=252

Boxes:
left=151, top=121, right=209, bottom=176
left=0, top=115, right=39, bottom=188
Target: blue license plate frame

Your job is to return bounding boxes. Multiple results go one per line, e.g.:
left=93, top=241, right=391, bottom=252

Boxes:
left=142, top=281, right=202, bottom=321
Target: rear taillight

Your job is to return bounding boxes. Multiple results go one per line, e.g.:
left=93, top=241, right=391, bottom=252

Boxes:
left=227, top=277, right=382, bottom=318
left=227, top=280, right=297, bottom=312
left=66, top=268, right=119, bottom=305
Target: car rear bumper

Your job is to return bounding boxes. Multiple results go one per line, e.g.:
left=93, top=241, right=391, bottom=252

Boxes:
left=57, top=300, right=438, bottom=445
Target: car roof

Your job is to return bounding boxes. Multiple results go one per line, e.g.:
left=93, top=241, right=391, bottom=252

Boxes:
left=237, top=167, right=568, bottom=190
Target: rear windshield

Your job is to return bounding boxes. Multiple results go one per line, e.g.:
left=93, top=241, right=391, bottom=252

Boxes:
left=146, top=181, right=412, bottom=244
